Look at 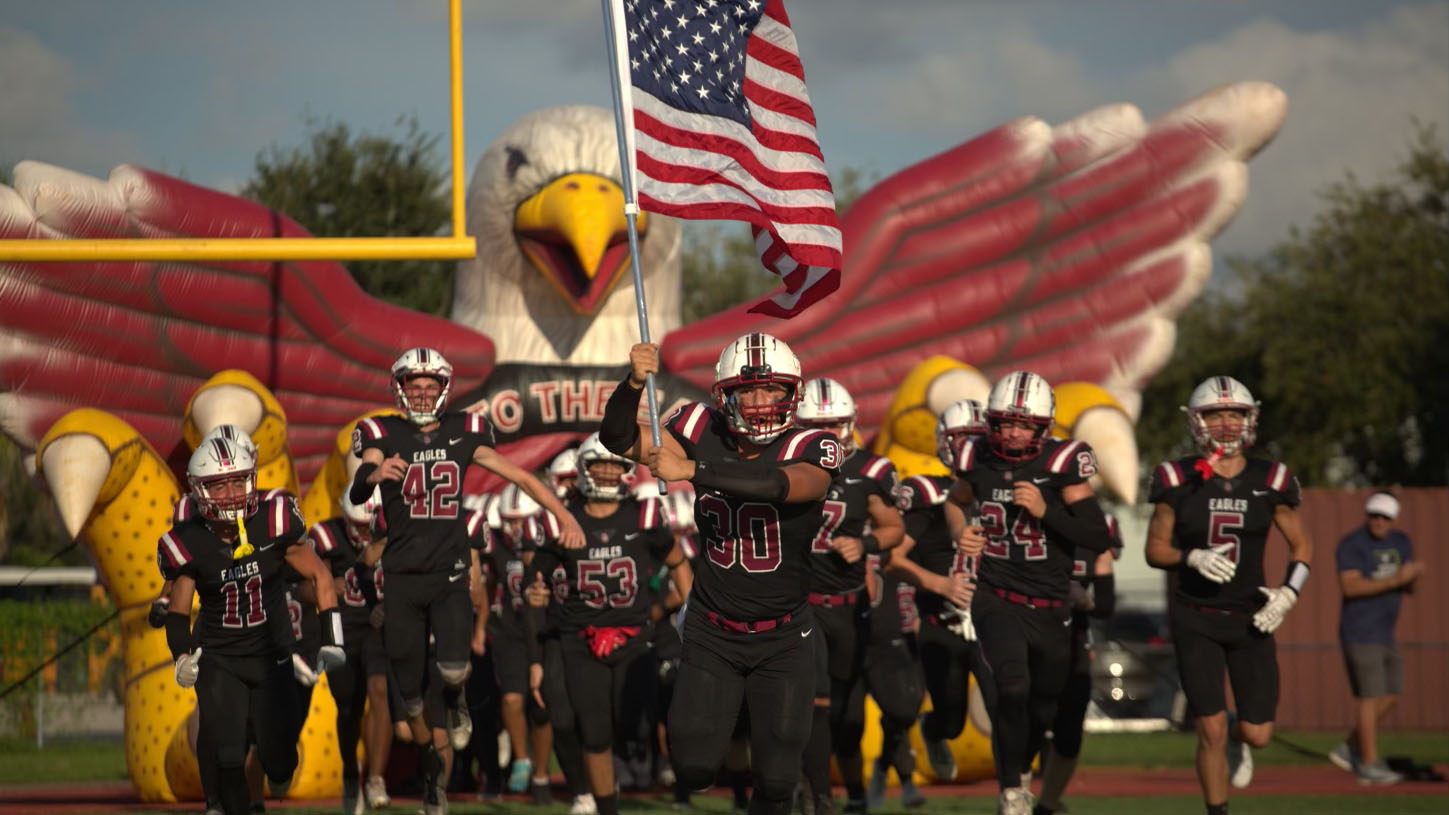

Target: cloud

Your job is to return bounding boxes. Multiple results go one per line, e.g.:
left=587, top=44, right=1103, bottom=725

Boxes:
left=0, top=25, right=141, bottom=174
left=831, top=2, right=1449, bottom=259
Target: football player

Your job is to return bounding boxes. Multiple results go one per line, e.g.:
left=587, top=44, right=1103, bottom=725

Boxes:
left=1146, top=377, right=1313, bottom=815
left=944, top=373, right=1115, bottom=815
left=526, top=434, right=693, bottom=815
left=598, top=335, right=857, bottom=815
left=158, top=438, right=344, bottom=815
left=885, top=399, right=992, bottom=785
left=794, top=378, right=905, bottom=814
left=348, top=348, right=584, bottom=814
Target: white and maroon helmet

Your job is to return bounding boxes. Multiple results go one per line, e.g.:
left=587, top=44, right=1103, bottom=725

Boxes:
left=577, top=433, right=635, bottom=501
left=795, top=377, right=857, bottom=454
left=664, top=486, right=697, bottom=536
left=339, top=485, right=383, bottom=548
left=391, top=347, right=453, bottom=426
left=547, top=447, right=580, bottom=499
left=1183, top=376, right=1259, bottom=456
left=187, top=437, right=258, bottom=522
left=935, top=398, right=987, bottom=469
left=712, top=333, right=803, bottom=445
left=497, top=483, right=540, bottom=519
left=985, top=371, right=1056, bottom=461
left=199, top=424, right=259, bottom=461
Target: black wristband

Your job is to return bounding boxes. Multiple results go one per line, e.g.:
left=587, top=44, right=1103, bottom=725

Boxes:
left=165, top=611, right=194, bottom=661
left=692, top=456, right=790, bottom=502
left=320, top=608, right=343, bottom=648
left=861, top=534, right=881, bottom=555
left=600, top=375, right=644, bottom=455
left=1090, top=573, right=1116, bottom=619
left=349, top=463, right=378, bottom=505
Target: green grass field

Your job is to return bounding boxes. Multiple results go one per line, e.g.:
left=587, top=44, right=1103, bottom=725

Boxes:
left=2, top=731, right=1445, bottom=814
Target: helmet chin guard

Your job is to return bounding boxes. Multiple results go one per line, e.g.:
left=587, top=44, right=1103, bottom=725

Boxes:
left=576, top=433, right=635, bottom=501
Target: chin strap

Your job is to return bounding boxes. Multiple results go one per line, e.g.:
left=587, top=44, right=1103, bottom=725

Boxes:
left=232, top=516, right=254, bottom=560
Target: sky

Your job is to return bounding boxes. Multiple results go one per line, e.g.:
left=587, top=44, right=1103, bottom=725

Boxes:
left=1, top=0, right=1446, bottom=262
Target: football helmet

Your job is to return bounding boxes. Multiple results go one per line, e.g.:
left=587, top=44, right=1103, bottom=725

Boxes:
left=547, top=448, right=580, bottom=499
left=985, top=371, right=1055, bottom=461
left=1183, top=376, right=1259, bottom=456
left=187, top=437, right=259, bottom=522
left=577, top=433, right=635, bottom=501
left=339, top=484, right=382, bottom=548
left=199, top=424, right=259, bottom=461
left=497, top=483, right=540, bottom=543
left=795, top=377, right=857, bottom=454
left=712, top=333, right=803, bottom=445
left=391, top=347, right=453, bottom=426
left=936, top=398, right=987, bottom=469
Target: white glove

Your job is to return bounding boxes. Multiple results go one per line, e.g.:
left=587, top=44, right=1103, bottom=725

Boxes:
left=174, top=647, right=202, bottom=688
left=959, top=608, right=977, bottom=642
left=317, top=645, right=346, bottom=673
left=1185, top=543, right=1237, bottom=584
left=291, top=653, right=319, bottom=687
left=1252, top=586, right=1298, bottom=634
left=943, top=604, right=976, bottom=642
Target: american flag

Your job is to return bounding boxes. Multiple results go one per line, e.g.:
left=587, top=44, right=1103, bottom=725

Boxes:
left=617, top=0, right=842, bottom=318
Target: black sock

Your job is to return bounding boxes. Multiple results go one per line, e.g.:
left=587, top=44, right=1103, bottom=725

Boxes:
left=803, top=705, right=833, bottom=797
left=552, top=727, right=590, bottom=796
left=1207, top=803, right=1229, bottom=815
left=219, top=764, right=249, bottom=815
left=422, top=745, right=444, bottom=801
left=595, top=792, right=620, bottom=815
left=730, top=768, right=751, bottom=808
left=839, top=751, right=864, bottom=800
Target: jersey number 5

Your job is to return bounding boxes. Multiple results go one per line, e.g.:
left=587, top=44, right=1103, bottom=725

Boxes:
left=1208, top=511, right=1243, bottom=563
left=698, top=495, right=782, bottom=573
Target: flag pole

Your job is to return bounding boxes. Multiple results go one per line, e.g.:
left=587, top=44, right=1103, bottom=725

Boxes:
left=601, top=0, right=663, bottom=454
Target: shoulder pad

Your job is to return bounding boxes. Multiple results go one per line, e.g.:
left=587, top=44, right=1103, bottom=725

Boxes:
left=665, top=401, right=713, bottom=445
left=776, top=428, right=845, bottom=471
left=157, top=529, right=192, bottom=577
left=310, top=519, right=343, bottom=554
left=265, top=492, right=305, bottom=539
left=898, top=474, right=948, bottom=510
left=1043, top=439, right=1097, bottom=481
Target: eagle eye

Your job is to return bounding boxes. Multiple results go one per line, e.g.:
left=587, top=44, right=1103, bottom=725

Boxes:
left=505, top=147, right=529, bottom=180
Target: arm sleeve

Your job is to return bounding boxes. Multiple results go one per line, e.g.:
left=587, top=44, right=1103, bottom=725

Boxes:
left=599, top=376, right=644, bottom=454
left=1090, top=573, right=1116, bottom=619
left=1040, top=495, right=1114, bottom=554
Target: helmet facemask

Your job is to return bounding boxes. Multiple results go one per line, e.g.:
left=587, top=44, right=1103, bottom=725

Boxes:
left=712, top=333, right=803, bottom=446
left=576, top=434, right=634, bottom=501
left=188, top=437, right=259, bottom=523
left=391, top=347, right=453, bottom=426
left=935, top=399, right=986, bottom=469
left=796, top=377, right=857, bottom=454
left=985, top=372, right=1055, bottom=462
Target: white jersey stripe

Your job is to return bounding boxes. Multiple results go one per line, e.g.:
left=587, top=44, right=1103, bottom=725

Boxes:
left=1048, top=440, right=1082, bottom=474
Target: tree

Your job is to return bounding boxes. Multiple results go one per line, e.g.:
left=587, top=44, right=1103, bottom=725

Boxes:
left=242, top=116, right=454, bottom=316
left=1136, top=126, right=1449, bottom=487
left=679, top=165, right=880, bottom=322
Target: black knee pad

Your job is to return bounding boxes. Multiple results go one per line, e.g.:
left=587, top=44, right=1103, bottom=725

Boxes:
left=527, top=698, right=551, bottom=727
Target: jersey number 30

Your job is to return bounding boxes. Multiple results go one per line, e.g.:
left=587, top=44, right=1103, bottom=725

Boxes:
left=698, top=495, right=782, bottom=573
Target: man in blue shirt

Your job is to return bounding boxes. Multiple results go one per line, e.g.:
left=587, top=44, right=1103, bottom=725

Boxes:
left=1331, top=492, right=1424, bottom=784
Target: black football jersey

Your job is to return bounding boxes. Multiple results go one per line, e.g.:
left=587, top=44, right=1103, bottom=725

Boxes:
left=867, top=554, right=918, bottom=644
left=529, top=497, right=674, bottom=631
left=809, top=450, right=899, bottom=595
left=955, top=437, right=1097, bottom=602
left=664, top=402, right=844, bottom=621
left=156, top=493, right=307, bottom=659
left=898, top=474, right=973, bottom=619
left=311, top=518, right=375, bottom=637
left=1150, top=457, right=1301, bottom=613
left=353, top=411, right=494, bottom=575
left=476, top=514, right=538, bottom=636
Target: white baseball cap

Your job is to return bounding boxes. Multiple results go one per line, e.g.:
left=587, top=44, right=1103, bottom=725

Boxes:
left=1365, top=493, right=1400, bottom=520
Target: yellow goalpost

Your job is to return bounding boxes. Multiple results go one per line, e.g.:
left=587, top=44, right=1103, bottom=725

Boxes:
left=0, top=0, right=476, bottom=263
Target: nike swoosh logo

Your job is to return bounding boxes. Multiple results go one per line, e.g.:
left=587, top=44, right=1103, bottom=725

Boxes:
left=449, top=437, right=464, bottom=445
left=1253, top=489, right=1270, bottom=496
left=1063, top=619, right=1072, bottom=627
left=257, top=542, right=277, bottom=552
left=448, top=573, right=466, bottom=582
left=1033, top=477, right=1052, bottom=484
left=844, top=477, right=863, bottom=484
left=625, top=532, right=641, bottom=540
left=801, top=628, right=812, bottom=638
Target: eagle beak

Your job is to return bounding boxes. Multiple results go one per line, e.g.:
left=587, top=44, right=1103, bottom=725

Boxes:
left=514, top=173, right=647, bottom=315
